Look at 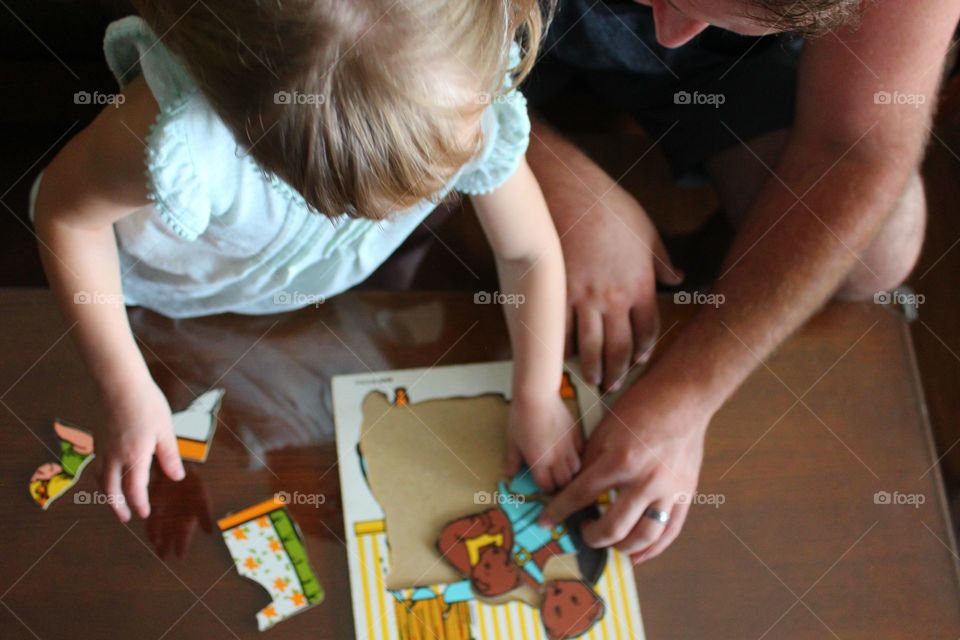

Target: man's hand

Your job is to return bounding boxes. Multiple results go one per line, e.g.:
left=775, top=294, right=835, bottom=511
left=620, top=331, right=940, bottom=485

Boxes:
left=527, top=120, right=682, bottom=392
left=539, top=374, right=710, bottom=563
left=562, top=182, right=682, bottom=391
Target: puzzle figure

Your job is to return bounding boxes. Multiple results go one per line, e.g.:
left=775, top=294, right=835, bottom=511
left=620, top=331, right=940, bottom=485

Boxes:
left=218, top=497, right=324, bottom=631
left=29, top=420, right=95, bottom=510
left=437, top=469, right=606, bottom=640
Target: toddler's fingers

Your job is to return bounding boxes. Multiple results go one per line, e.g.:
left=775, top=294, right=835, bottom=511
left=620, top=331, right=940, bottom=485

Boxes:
left=577, top=307, right=603, bottom=387
left=602, top=312, right=633, bottom=392
left=530, top=460, right=557, bottom=494
left=572, top=427, right=584, bottom=456
left=103, top=461, right=131, bottom=522
left=551, top=460, right=572, bottom=490
left=630, top=297, right=659, bottom=366
left=565, top=451, right=582, bottom=479
left=122, top=457, right=152, bottom=519
left=156, top=428, right=186, bottom=481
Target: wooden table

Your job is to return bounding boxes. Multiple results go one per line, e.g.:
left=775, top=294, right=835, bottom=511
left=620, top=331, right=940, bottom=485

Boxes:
left=1, top=289, right=958, bottom=639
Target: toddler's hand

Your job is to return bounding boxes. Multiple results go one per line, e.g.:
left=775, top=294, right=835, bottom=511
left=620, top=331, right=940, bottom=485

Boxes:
left=97, top=377, right=185, bottom=522
left=507, top=394, right=582, bottom=493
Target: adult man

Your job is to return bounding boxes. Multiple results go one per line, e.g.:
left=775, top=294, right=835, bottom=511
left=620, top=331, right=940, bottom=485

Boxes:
left=531, top=0, right=960, bottom=563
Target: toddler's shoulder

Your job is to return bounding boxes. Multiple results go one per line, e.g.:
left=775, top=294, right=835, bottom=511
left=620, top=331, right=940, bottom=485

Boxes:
left=32, top=75, right=157, bottom=227
left=80, top=75, right=158, bottom=206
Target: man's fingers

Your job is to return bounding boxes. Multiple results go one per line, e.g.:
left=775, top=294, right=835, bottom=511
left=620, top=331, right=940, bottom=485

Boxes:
left=615, top=498, right=672, bottom=557
left=576, top=307, right=603, bottom=386
left=540, top=457, right=617, bottom=526
left=580, top=427, right=606, bottom=469
left=602, top=312, right=633, bottom=392
left=640, top=233, right=677, bottom=365
left=572, top=425, right=584, bottom=456
left=651, top=233, right=683, bottom=286
left=156, top=429, right=186, bottom=482
left=632, top=500, right=690, bottom=564
left=566, top=449, right=582, bottom=478
left=103, top=462, right=131, bottom=522
left=122, top=457, right=152, bottom=519
left=580, top=488, right=650, bottom=548
left=630, top=296, right=660, bottom=365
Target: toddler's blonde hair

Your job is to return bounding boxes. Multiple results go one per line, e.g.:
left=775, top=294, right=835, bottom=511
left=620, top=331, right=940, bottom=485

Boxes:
left=132, top=0, right=553, bottom=220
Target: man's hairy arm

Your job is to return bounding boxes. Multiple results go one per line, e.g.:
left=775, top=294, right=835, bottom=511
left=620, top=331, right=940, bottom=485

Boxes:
left=541, top=0, right=960, bottom=562
left=644, top=0, right=960, bottom=412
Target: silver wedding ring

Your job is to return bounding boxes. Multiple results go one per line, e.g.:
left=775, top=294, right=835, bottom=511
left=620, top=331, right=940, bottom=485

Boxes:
left=644, top=507, right=670, bottom=525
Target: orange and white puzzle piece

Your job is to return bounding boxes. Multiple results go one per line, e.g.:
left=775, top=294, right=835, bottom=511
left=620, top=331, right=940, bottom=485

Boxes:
left=173, top=388, right=224, bottom=463
left=218, top=497, right=324, bottom=630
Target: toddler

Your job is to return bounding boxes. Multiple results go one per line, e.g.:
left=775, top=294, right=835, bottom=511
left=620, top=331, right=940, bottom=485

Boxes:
left=31, top=0, right=579, bottom=522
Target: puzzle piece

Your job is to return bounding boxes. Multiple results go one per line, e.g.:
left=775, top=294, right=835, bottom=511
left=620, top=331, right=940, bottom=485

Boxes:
left=172, top=388, right=224, bottom=462
left=29, top=420, right=95, bottom=510
left=437, top=469, right=606, bottom=640
left=540, top=579, right=605, bottom=640
left=218, top=497, right=324, bottom=630
left=334, top=362, right=644, bottom=639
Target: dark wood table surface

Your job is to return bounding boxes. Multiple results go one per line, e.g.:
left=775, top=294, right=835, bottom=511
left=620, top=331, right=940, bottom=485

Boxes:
left=1, top=288, right=958, bottom=639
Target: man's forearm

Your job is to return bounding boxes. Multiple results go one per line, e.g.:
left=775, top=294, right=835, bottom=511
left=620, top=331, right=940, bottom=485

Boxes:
left=528, top=118, right=615, bottom=233
left=644, top=138, right=921, bottom=415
